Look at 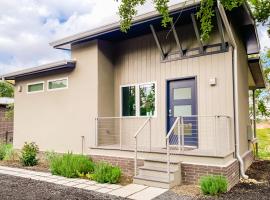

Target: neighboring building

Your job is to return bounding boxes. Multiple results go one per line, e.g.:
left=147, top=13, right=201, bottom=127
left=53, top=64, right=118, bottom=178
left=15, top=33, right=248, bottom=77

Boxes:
left=0, top=1, right=265, bottom=189
left=0, top=97, right=14, bottom=143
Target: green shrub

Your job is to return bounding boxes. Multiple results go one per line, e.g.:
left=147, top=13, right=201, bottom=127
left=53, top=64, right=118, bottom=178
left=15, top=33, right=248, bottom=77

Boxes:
left=200, top=175, right=228, bottom=196
left=0, top=143, right=14, bottom=160
left=20, top=142, right=39, bottom=166
left=48, top=152, right=94, bottom=178
left=92, top=162, right=121, bottom=184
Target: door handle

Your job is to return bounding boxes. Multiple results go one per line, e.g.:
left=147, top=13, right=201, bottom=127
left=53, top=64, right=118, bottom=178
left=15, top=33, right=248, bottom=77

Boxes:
left=168, top=109, right=172, bottom=117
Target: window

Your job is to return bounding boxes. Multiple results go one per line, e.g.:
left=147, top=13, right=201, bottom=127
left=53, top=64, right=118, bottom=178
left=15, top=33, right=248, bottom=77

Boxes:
left=27, top=82, right=44, bottom=93
left=139, top=83, right=155, bottom=116
left=122, top=86, right=136, bottom=116
left=48, top=77, right=68, bottom=91
left=121, top=82, right=156, bottom=117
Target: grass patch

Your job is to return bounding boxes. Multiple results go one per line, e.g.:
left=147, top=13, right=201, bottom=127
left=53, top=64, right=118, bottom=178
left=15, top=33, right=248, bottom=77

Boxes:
left=47, top=152, right=94, bottom=178
left=257, top=128, right=270, bottom=160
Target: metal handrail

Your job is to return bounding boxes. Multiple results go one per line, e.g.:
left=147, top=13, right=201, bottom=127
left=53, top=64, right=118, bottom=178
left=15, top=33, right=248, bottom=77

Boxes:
left=166, top=117, right=180, bottom=183
left=134, top=117, right=151, bottom=176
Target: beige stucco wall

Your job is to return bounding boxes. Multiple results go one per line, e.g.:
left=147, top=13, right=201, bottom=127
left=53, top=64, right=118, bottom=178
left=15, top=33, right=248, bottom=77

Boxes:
left=13, top=41, right=98, bottom=153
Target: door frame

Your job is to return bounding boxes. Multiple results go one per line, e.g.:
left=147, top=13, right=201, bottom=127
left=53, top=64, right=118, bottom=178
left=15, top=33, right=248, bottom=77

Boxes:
left=165, top=76, right=198, bottom=135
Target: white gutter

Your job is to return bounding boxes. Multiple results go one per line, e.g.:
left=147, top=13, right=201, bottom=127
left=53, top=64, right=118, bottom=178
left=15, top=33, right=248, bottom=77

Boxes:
left=217, top=1, right=248, bottom=179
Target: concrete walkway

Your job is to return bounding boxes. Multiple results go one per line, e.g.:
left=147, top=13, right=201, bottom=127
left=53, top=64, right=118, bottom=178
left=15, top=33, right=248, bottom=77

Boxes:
left=0, top=166, right=167, bottom=200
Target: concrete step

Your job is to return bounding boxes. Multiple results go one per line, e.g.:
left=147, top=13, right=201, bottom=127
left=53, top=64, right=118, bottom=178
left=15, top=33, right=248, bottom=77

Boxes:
left=143, top=159, right=181, bottom=171
left=133, top=174, right=173, bottom=189
left=139, top=166, right=178, bottom=180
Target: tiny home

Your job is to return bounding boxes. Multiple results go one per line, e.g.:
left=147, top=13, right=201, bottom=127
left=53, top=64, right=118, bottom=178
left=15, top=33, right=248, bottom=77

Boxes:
left=1, top=1, right=265, bottom=189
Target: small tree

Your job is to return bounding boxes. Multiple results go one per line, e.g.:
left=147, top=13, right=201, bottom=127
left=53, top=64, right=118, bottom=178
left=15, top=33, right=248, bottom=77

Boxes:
left=0, top=81, right=14, bottom=98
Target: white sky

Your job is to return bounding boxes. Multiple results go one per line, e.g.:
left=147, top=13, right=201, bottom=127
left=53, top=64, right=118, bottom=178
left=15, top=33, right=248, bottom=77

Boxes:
left=0, top=0, right=269, bottom=74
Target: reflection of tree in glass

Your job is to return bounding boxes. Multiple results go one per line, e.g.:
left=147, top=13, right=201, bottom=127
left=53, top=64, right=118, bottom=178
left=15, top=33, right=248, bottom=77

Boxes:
left=128, top=86, right=136, bottom=116
left=140, top=84, right=155, bottom=116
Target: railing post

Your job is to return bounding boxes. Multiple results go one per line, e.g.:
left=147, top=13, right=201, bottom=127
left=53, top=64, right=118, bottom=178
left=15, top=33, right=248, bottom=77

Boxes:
left=181, top=117, right=184, bottom=151
left=178, top=118, right=180, bottom=152
left=120, top=118, right=122, bottom=150
left=214, top=116, right=218, bottom=156
left=135, top=137, right=137, bottom=176
left=95, top=118, right=98, bottom=147
left=149, top=118, right=151, bottom=152
left=167, top=136, right=170, bottom=183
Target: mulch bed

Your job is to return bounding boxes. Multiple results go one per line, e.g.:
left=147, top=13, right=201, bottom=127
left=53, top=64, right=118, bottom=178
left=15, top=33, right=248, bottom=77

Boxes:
left=199, top=160, right=270, bottom=200
left=0, top=160, right=49, bottom=172
left=0, top=173, right=127, bottom=200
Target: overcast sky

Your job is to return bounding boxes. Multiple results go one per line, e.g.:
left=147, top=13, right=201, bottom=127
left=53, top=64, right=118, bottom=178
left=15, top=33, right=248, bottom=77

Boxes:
left=0, top=0, right=269, bottom=74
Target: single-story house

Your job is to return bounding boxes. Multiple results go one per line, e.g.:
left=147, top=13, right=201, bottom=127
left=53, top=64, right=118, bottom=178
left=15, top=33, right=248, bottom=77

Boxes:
left=0, top=97, right=14, bottom=143
left=0, top=1, right=265, bottom=189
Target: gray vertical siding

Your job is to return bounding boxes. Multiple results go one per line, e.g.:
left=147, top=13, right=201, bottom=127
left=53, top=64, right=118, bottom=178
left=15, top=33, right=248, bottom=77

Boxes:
left=112, top=26, right=235, bottom=149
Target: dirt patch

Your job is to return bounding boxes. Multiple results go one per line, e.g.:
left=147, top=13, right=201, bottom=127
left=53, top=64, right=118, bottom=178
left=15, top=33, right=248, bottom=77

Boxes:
left=0, top=160, right=49, bottom=172
left=0, top=173, right=126, bottom=200
left=172, top=184, right=201, bottom=197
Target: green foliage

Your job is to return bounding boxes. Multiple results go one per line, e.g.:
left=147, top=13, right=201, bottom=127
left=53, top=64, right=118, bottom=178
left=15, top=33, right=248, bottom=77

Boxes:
left=20, top=142, right=39, bottom=166
left=249, top=0, right=270, bottom=23
left=47, top=152, right=94, bottom=178
left=0, top=81, right=14, bottom=98
left=196, top=0, right=215, bottom=42
left=118, top=0, right=171, bottom=33
left=0, top=144, right=13, bottom=160
left=5, top=103, right=14, bottom=120
left=220, top=0, right=244, bottom=11
left=200, top=175, right=228, bottom=196
left=117, top=0, right=270, bottom=43
left=90, top=162, right=122, bottom=184
left=257, top=128, right=270, bottom=159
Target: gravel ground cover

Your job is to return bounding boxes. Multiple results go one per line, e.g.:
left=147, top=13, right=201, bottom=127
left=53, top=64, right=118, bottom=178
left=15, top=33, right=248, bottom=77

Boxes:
left=0, top=173, right=127, bottom=200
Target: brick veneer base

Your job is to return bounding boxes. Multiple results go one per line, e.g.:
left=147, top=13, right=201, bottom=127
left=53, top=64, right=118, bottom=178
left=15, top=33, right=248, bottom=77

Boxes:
left=90, top=152, right=254, bottom=190
left=90, top=155, right=143, bottom=177
left=182, top=160, right=239, bottom=189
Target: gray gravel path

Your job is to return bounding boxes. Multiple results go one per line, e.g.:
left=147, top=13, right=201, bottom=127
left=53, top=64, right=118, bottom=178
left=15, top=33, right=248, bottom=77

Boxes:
left=153, top=191, right=197, bottom=200
left=0, top=173, right=127, bottom=200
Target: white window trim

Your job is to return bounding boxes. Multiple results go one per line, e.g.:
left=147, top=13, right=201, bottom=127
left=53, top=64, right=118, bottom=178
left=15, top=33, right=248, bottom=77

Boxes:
left=27, top=81, right=45, bottom=94
left=47, top=77, right=68, bottom=91
left=120, top=81, right=157, bottom=118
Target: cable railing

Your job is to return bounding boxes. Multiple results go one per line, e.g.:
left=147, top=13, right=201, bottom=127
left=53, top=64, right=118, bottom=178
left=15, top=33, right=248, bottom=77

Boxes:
left=165, top=115, right=232, bottom=182
left=95, top=115, right=232, bottom=177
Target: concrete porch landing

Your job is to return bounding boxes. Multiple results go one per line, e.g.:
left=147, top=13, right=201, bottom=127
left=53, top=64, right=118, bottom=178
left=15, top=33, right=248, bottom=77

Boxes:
left=0, top=165, right=168, bottom=200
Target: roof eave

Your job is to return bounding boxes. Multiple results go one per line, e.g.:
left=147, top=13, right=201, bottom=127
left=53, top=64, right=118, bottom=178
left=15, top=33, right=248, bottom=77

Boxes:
left=50, top=0, right=201, bottom=49
left=1, top=60, right=76, bottom=80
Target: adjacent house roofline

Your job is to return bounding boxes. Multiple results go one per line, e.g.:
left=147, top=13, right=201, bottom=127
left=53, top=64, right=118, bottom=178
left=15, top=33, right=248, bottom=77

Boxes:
left=49, top=0, right=201, bottom=50
left=0, top=97, right=14, bottom=105
left=0, top=60, right=76, bottom=80
left=248, top=56, right=266, bottom=89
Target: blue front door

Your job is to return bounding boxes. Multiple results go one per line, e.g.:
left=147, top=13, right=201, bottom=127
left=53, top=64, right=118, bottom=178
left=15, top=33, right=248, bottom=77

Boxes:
left=167, top=78, right=198, bottom=146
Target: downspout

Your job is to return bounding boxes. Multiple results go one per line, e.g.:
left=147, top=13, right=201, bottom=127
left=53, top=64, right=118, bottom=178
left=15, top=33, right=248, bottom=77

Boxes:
left=217, top=1, right=248, bottom=179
